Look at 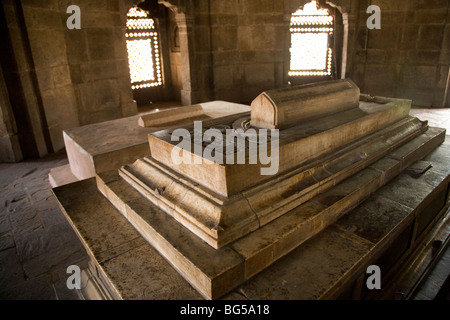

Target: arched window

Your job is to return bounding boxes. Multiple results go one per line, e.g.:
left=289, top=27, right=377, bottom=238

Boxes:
left=289, top=1, right=334, bottom=78
left=125, top=7, right=163, bottom=90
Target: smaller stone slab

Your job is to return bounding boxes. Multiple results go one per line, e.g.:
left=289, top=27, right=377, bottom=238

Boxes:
left=48, top=164, right=78, bottom=188
left=138, top=105, right=205, bottom=127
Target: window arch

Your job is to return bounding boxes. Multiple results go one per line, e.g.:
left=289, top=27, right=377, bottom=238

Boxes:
left=125, top=7, right=163, bottom=90
left=289, top=1, right=335, bottom=78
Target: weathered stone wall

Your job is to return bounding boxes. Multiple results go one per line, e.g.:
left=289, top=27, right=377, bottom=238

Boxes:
left=186, top=0, right=346, bottom=104
left=350, top=0, right=450, bottom=107
left=196, top=0, right=287, bottom=104
left=0, top=0, right=137, bottom=157
left=60, top=0, right=137, bottom=126
left=2, top=0, right=450, bottom=161
left=0, top=64, right=22, bottom=162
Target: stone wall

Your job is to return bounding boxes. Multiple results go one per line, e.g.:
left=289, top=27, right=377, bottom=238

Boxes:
left=205, top=0, right=286, bottom=103
left=350, top=0, right=450, bottom=107
left=184, top=0, right=348, bottom=104
left=61, top=0, right=137, bottom=127
left=0, top=0, right=137, bottom=157
left=0, top=64, right=22, bottom=162
left=2, top=0, right=450, bottom=161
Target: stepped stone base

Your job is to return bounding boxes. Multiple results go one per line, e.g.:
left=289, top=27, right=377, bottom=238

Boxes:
left=94, top=127, right=445, bottom=299
left=118, top=116, right=430, bottom=249
left=52, top=134, right=450, bottom=300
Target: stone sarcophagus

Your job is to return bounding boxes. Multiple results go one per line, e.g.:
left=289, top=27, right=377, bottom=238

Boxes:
left=250, top=79, right=360, bottom=129
left=53, top=79, right=448, bottom=300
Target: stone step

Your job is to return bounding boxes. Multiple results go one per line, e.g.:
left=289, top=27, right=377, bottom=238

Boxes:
left=95, top=127, right=446, bottom=299
left=118, top=116, right=428, bottom=249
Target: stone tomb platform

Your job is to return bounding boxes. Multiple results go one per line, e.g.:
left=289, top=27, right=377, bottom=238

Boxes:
left=52, top=80, right=449, bottom=299
left=49, top=101, right=250, bottom=187
left=53, top=133, right=450, bottom=300
left=120, top=80, right=427, bottom=249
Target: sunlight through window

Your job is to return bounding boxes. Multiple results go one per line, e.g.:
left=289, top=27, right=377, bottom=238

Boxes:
left=126, top=7, right=163, bottom=90
left=289, top=1, right=334, bottom=77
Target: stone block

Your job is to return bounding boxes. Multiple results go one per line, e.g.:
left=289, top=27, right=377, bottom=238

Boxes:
left=244, top=63, right=274, bottom=86
left=367, top=26, right=400, bottom=50
left=239, top=0, right=277, bottom=14
left=194, top=13, right=209, bottom=26
left=22, top=6, right=62, bottom=29
left=213, top=65, right=234, bottom=88
left=400, top=88, right=434, bottom=107
left=238, top=25, right=276, bottom=51
left=211, top=26, right=237, bottom=51
left=21, top=0, right=59, bottom=9
left=40, top=86, right=79, bottom=127
left=194, top=26, right=211, bottom=52
left=138, top=105, right=205, bottom=127
left=406, top=50, right=440, bottom=65
left=81, top=61, right=119, bottom=82
left=381, top=12, right=407, bottom=25
left=418, top=25, right=445, bottom=50
left=210, top=14, right=238, bottom=26
left=410, top=0, right=448, bottom=10
left=212, top=51, right=240, bottom=66
left=370, top=0, right=408, bottom=11
left=112, top=27, right=128, bottom=59
left=414, top=9, right=447, bottom=24
left=441, top=25, right=450, bottom=51
left=363, top=64, right=397, bottom=88
left=209, top=0, right=238, bottom=14
left=399, top=25, right=419, bottom=50
left=78, top=79, right=121, bottom=114
left=35, top=65, right=72, bottom=91
left=27, top=29, right=67, bottom=68
left=366, top=49, right=386, bottom=63
left=86, top=28, right=115, bottom=61
left=401, top=65, right=437, bottom=90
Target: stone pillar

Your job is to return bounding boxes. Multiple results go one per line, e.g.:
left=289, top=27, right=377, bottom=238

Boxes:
left=0, top=0, right=50, bottom=158
left=175, top=13, right=196, bottom=105
left=0, top=64, right=22, bottom=162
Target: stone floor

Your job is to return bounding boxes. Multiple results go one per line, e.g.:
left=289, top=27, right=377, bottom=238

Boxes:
left=0, top=106, right=449, bottom=300
left=0, top=150, right=89, bottom=299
